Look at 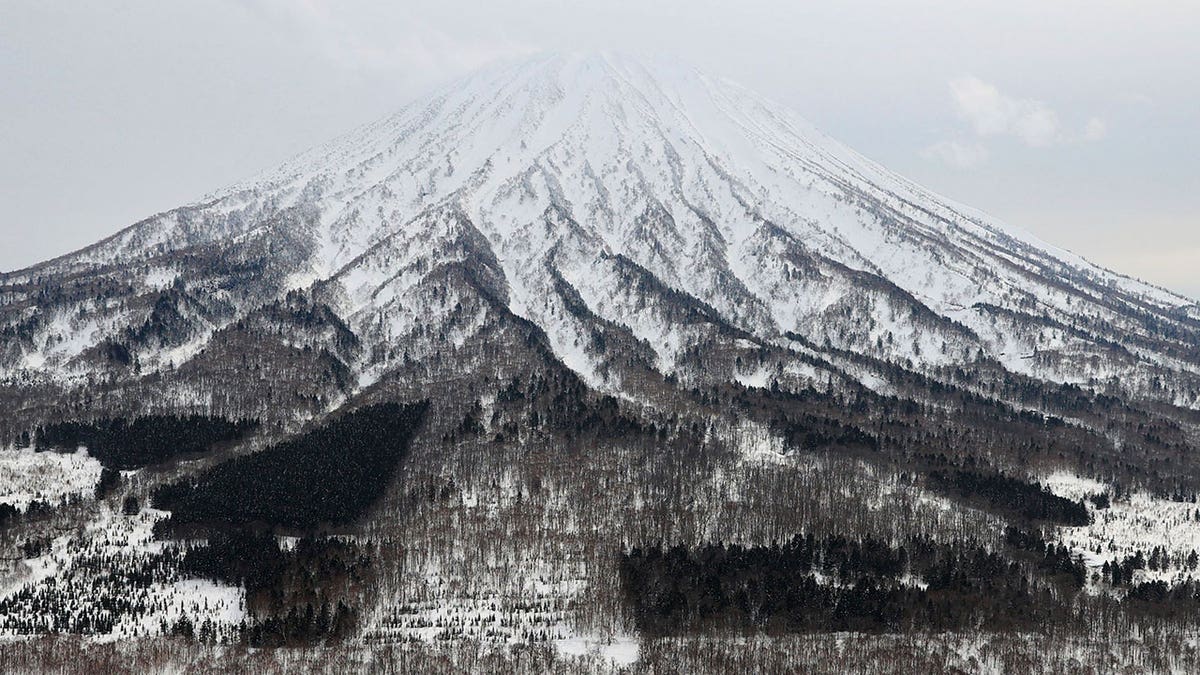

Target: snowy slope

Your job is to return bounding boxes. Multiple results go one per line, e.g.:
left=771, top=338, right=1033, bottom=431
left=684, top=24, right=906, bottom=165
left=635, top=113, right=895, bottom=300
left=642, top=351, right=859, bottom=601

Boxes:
left=2, top=51, right=1198, bottom=409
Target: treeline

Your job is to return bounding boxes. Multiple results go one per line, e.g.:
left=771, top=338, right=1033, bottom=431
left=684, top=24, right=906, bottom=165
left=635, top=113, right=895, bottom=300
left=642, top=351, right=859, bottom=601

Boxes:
left=180, top=531, right=372, bottom=610
left=1102, top=545, right=1200, bottom=587
left=1003, top=527, right=1088, bottom=588
left=929, top=469, right=1090, bottom=526
left=229, top=601, right=357, bottom=647
left=1122, top=580, right=1200, bottom=620
left=34, top=415, right=257, bottom=470
left=153, top=402, right=427, bottom=530
left=0, top=501, right=58, bottom=534
left=439, top=370, right=654, bottom=448
left=177, top=530, right=370, bottom=645
left=0, top=549, right=171, bottom=636
left=167, top=597, right=358, bottom=647
left=727, top=331, right=1200, bottom=495
left=619, top=534, right=1083, bottom=636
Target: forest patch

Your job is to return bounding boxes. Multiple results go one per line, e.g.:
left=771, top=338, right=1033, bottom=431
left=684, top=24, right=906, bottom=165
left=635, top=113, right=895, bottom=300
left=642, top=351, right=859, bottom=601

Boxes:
left=35, top=415, right=257, bottom=470
left=152, top=401, right=427, bottom=530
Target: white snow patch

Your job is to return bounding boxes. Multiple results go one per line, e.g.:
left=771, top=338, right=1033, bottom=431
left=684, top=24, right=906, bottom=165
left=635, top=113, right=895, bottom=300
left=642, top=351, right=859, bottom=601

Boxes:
left=0, top=446, right=103, bottom=510
left=555, top=634, right=640, bottom=666
left=143, top=267, right=179, bottom=290
left=1044, top=473, right=1200, bottom=584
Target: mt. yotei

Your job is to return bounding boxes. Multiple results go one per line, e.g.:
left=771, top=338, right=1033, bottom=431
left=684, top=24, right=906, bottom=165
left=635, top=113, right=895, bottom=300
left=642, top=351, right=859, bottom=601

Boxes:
left=2, top=52, right=1199, bottom=672
left=3, top=52, right=1196, bottom=411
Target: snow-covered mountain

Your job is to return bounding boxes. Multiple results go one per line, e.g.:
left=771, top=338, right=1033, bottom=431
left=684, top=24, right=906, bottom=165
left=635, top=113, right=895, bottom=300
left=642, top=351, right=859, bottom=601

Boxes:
left=3, top=51, right=1198, bottom=415
left=7, top=52, right=1200, bottom=670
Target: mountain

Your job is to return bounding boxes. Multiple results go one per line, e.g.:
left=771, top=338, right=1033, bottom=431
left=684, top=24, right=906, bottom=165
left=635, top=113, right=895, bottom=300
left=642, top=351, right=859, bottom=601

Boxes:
left=3, top=52, right=1197, bottom=413
left=2, top=52, right=1200, bottom=671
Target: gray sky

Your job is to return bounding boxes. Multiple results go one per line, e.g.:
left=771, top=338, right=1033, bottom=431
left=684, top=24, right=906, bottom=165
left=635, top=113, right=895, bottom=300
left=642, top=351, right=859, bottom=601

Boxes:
left=2, top=0, right=1197, bottom=300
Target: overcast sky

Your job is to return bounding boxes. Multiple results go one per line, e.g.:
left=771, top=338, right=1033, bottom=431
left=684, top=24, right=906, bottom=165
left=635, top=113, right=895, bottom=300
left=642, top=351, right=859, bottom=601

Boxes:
left=2, top=0, right=1196, bottom=299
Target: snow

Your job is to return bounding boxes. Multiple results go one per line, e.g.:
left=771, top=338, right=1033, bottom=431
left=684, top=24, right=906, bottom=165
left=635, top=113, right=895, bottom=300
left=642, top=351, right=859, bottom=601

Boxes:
left=1041, top=472, right=1108, bottom=503
left=143, top=267, right=179, bottom=290
left=4, top=51, right=1197, bottom=410
left=0, top=53, right=1197, bottom=665
left=1044, top=472, right=1200, bottom=584
left=0, top=532, right=73, bottom=599
left=554, top=634, right=640, bottom=666
left=721, top=418, right=788, bottom=461
left=0, top=446, right=103, bottom=511
left=734, top=366, right=772, bottom=389
left=0, top=504, right=246, bottom=640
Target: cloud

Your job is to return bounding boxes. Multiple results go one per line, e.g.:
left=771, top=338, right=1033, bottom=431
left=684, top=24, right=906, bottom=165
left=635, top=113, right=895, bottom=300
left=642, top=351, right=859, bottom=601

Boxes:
left=924, top=77, right=1107, bottom=166
left=949, top=76, right=1066, bottom=147
left=920, top=140, right=990, bottom=168
left=947, top=76, right=1107, bottom=147
left=241, top=0, right=537, bottom=78
left=1083, top=117, right=1108, bottom=142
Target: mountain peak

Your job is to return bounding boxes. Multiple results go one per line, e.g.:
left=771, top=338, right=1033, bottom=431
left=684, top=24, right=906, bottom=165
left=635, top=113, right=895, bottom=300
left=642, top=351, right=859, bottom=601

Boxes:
left=3, top=53, right=1197, bottom=412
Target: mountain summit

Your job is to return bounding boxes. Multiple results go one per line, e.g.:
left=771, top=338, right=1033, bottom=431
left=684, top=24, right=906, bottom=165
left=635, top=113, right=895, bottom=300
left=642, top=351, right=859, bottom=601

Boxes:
left=4, top=52, right=1197, bottom=409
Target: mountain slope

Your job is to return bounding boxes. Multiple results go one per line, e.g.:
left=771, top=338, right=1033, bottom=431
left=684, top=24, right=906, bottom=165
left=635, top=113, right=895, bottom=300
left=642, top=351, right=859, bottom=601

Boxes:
left=3, top=52, right=1196, bottom=417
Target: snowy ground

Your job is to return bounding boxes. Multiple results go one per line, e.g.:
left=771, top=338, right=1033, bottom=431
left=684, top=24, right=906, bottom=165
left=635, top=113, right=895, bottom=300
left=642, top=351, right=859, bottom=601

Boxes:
left=0, top=504, right=246, bottom=640
left=0, top=446, right=103, bottom=511
left=371, top=564, right=639, bottom=667
left=1044, top=472, right=1200, bottom=584
left=554, top=634, right=639, bottom=667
